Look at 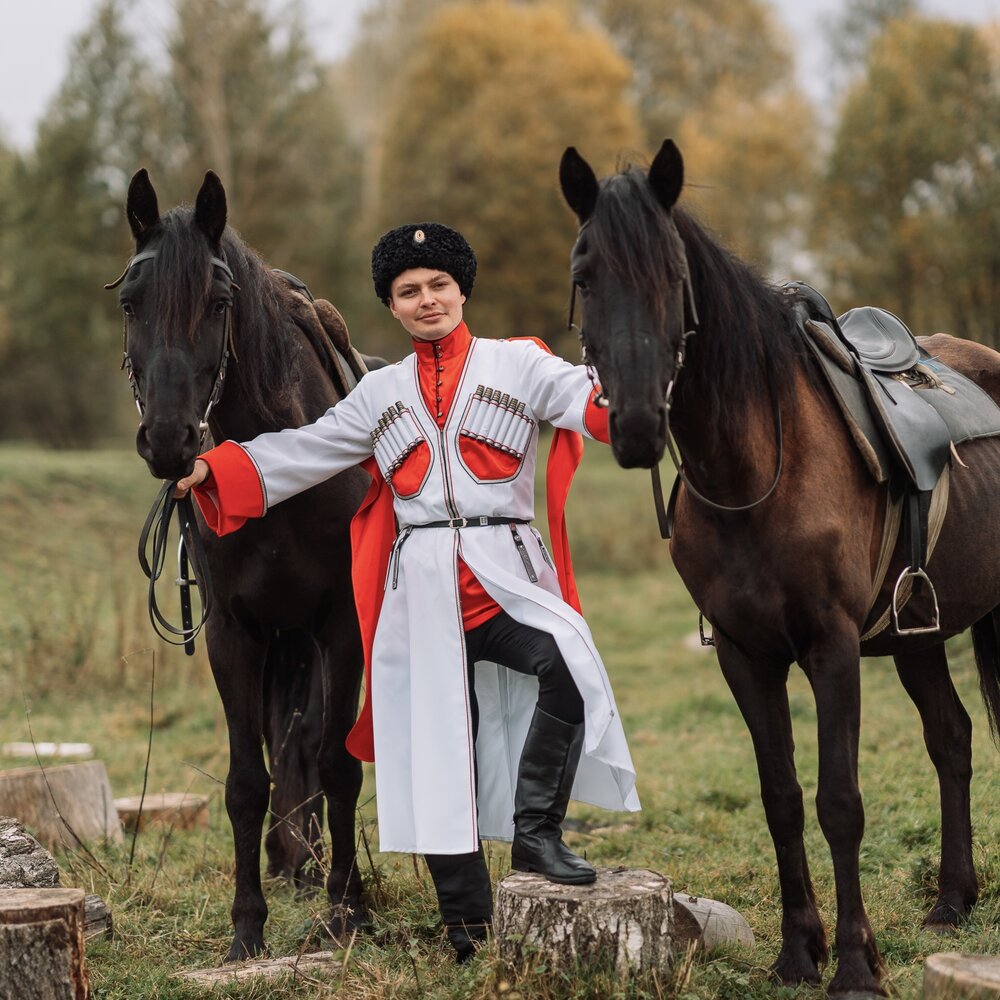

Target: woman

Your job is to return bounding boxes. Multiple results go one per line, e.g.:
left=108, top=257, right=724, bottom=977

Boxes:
left=176, top=223, right=640, bottom=961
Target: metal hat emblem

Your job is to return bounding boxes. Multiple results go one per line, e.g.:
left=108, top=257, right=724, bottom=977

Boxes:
left=413, top=229, right=426, bottom=243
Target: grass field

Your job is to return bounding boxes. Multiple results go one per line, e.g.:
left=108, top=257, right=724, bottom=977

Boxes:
left=0, top=443, right=997, bottom=998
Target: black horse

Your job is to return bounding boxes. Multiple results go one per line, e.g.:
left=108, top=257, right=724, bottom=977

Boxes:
left=560, top=140, right=1000, bottom=995
left=113, top=169, right=374, bottom=959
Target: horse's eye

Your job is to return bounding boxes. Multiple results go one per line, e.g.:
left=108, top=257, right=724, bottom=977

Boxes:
left=574, top=277, right=589, bottom=294
left=121, top=302, right=135, bottom=318
left=212, top=300, right=229, bottom=317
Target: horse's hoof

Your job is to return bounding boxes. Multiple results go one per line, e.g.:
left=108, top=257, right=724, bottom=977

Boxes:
left=225, top=938, right=267, bottom=963
left=771, top=953, right=822, bottom=987
left=827, top=967, right=887, bottom=997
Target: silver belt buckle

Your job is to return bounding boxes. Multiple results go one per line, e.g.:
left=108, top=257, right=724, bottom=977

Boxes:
left=450, top=516, right=468, bottom=528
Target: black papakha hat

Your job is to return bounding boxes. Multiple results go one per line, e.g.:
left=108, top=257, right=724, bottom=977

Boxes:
left=371, top=222, right=477, bottom=304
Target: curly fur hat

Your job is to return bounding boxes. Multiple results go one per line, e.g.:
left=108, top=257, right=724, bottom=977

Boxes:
left=371, top=223, right=477, bottom=304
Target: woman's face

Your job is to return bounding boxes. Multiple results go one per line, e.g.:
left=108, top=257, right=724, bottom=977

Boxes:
left=389, top=268, right=466, bottom=341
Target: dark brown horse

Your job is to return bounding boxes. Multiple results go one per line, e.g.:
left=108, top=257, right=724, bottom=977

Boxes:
left=112, top=169, right=374, bottom=960
left=560, top=140, right=1000, bottom=996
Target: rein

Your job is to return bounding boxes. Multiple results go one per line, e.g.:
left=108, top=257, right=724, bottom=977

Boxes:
left=567, top=229, right=784, bottom=539
left=105, top=249, right=237, bottom=654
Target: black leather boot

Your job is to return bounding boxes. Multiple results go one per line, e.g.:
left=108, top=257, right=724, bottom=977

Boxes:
left=511, top=707, right=596, bottom=885
left=425, top=845, right=493, bottom=963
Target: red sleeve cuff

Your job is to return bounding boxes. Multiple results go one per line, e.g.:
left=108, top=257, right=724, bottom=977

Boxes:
left=193, top=440, right=266, bottom=536
left=584, top=388, right=610, bottom=444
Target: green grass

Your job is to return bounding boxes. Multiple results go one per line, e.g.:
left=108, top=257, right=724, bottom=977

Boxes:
left=0, top=443, right=998, bottom=998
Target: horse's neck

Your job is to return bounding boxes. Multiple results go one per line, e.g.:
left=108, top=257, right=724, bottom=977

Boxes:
left=669, top=296, right=790, bottom=508
left=210, top=319, right=341, bottom=443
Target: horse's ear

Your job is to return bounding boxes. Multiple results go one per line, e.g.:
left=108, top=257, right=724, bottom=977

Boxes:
left=194, top=170, right=227, bottom=246
left=560, top=147, right=599, bottom=225
left=648, top=139, right=684, bottom=212
left=126, top=168, right=160, bottom=240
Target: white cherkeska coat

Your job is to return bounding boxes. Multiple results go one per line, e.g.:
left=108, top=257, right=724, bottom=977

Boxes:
left=233, top=335, right=640, bottom=854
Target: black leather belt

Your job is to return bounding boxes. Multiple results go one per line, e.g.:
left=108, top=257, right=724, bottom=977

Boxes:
left=407, top=515, right=528, bottom=529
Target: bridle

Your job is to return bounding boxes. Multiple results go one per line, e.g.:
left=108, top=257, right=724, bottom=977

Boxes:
left=104, top=248, right=238, bottom=655
left=566, top=221, right=784, bottom=538
left=105, top=248, right=238, bottom=434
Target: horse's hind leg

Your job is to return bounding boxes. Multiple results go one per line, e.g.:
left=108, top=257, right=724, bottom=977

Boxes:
left=317, top=606, right=366, bottom=938
left=207, top=615, right=271, bottom=961
left=894, top=642, right=978, bottom=928
left=715, top=636, right=828, bottom=986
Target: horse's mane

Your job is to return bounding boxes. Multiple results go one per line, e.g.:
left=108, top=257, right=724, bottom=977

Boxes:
left=149, top=207, right=295, bottom=423
left=589, top=165, right=804, bottom=431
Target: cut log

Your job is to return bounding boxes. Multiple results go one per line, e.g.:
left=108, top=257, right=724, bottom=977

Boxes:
left=113, top=793, right=209, bottom=833
left=495, top=867, right=673, bottom=976
left=83, top=895, right=112, bottom=943
left=2, top=744, right=93, bottom=760
left=924, top=952, right=1000, bottom=998
left=173, top=951, right=341, bottom=985
left=673, top=893, right=754, bottom=951
left=0, top=763, right=121, bottom=853
left=0, top=816, right=61, bottom=889
left=0, top=887, right=89, bottom=1000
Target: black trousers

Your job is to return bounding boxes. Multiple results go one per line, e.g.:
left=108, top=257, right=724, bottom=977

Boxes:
left=425, top=611, right=584, bottom=943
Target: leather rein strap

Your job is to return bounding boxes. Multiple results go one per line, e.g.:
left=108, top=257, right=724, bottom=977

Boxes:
left=138, top=481, right=215, bottom=653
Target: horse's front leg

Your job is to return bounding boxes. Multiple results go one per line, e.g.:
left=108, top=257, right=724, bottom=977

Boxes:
left=893, top=642, right=977, bottom=928
left=316, top=603, right=367, bottom=938
left=804, top=626, right=885, bottom=996
left=207, top=614, right=271, bottom=961
left=715, top=635, right=828, bottom=986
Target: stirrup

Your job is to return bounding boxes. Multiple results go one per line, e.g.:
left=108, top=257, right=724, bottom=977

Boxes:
left=698, top=612, right=715, bottom=647
left=891, top=566, right=941, bottom=636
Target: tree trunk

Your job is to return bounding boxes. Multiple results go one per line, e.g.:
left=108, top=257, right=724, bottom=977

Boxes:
left=673, top=893, right=754, bottom=951
left=172, top=951, right=341, bottom=985
left=0, top=888, right=89, bottom=1000
left=924, top=952, right=1000, bottom=998
left=495, top=867, right=673, bottom=976
left=0, top=816, right=61, bottom=889
left=0, top=763, right=121, bottom=853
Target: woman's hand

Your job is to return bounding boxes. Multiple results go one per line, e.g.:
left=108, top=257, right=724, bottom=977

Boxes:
left=174, top=458, right=210, bottom=498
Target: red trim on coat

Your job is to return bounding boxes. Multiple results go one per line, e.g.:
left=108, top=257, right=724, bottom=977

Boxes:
left=193, top=441, right=266, bottom=536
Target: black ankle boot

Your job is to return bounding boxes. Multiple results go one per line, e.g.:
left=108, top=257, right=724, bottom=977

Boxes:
left=511, top=707, right=596, bottom=885
left=425, top=845, right=493, bottom=963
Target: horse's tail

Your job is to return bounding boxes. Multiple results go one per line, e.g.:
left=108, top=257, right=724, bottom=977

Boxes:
left=970, top=608, right=1000, bottom=748
left=263, top=630, right=325, bottom=884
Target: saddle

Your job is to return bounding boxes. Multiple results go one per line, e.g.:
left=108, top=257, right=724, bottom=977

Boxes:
left=788, top=282, right=1000, bottom=636
left=273, top=268, right=369, bottom=397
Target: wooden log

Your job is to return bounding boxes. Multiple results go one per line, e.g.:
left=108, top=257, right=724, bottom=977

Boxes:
left=495, top=867, right=673, bottom=976
left=173, top=951, right=341, bottom=985
left=0, top=816, right=61, bottom=889
left=924, top=952, right=1000, bottom=999
left=673, top=893, right=754, bottom=951
left=113, top=793, right=209, bottom=833
left=0, top=763, right=121, bottom=853
left=2, top=744, right=93, bottom=760
left=0, top=887, right=89, bottom=1000
left=83, top=895, right=112, bottom=943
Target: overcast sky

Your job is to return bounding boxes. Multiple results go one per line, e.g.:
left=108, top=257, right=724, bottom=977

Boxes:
left=1, top=0, right=998, bottom=150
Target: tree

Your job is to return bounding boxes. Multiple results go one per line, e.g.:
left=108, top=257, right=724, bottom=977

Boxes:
left=583, top=0, right=818, bottom=273
left=0, top=0, right=152, bottom=445
left=824, top=0, right=921, bottom=85
left=376, top=0, right=641, bottom=355
left=814, top=16, right=1000, bottom=342
left=160, top=0, right=363, bottom=304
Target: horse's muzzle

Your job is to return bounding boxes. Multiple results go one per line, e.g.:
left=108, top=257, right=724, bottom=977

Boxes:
left=136, top=417, right=200, bottom=480
left=609, top=405, right=667, bottom=469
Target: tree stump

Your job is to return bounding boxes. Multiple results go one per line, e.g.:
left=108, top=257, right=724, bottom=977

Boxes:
left=673, top=893, right=754, bottom=951
left=0, top=816, right=61, bottom=889
left=0, top=763, right=121, bottom=853
left=0, top=888, right=90, bottom=1000
left=924, top=952, right=1000, bottom=998
left=495, top=867, right=673, bottom=976
left=113, top=793, right=209, bottom=833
